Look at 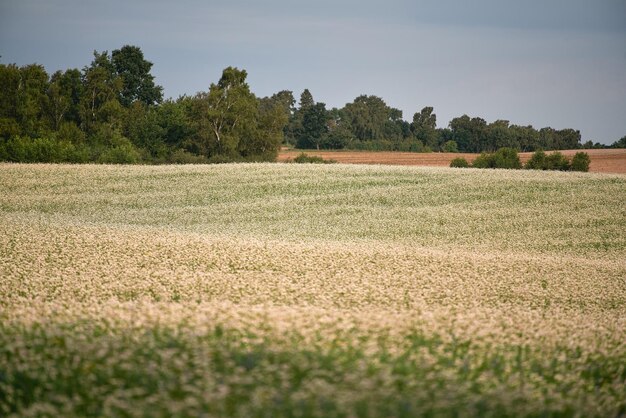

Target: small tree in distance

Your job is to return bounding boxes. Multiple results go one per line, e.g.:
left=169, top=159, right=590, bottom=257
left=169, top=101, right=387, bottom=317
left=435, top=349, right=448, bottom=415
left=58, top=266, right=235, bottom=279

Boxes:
left=450, top=157, right=469, bottom=168
left=570, top=152, right=591, bottom=172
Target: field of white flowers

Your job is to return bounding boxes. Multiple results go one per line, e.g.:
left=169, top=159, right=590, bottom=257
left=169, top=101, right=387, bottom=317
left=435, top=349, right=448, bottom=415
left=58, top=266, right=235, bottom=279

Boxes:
left=1, top=163, right=625, bottom=417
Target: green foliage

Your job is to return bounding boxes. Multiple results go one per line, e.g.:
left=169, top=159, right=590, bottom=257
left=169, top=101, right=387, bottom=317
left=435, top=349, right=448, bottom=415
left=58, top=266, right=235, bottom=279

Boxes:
left=450, top=157, right=469, bottom=168
left=493, top=147, right=522, bottom=169
left=112, top=45, right=163, bottom=106
left=0, top=136, right=90, bottom=163
left=472, top=148, right=521, bottom=169
left=570, top=152, right=591, bottom=172
left=292, top=153, right=336, bottom=164
left=411, top=106, right=438, bottom=149
left=525, top=150, right=588, bottom=172
left=98, top=143, right=141, bottom=164
left=442, top=140, right=458, bottom=153
left=0, top=46, right=596, bottom=164
left=297, top=102, right=329, bottom=150
left=167, top=149, right=209, bottom=164
left=610, top=135, right=626, bottom=148
left=524, top=150, right=547, bottom=170
left=0, top=117, right=21, bottom=139
left=544, top=152, right=571, bottom=171
left=471, top=152, right=495, bottom=168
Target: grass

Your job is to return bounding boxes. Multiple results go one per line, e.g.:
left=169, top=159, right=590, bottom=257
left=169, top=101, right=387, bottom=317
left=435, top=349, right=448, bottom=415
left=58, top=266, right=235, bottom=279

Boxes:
left=1, top=163, right=625, bottom=417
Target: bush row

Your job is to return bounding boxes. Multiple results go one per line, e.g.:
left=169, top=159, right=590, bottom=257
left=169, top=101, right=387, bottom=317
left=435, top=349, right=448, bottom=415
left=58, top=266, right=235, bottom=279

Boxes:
left=450, top=149, right=590, bottom=172
left=0, top=136, right=281, bottom=165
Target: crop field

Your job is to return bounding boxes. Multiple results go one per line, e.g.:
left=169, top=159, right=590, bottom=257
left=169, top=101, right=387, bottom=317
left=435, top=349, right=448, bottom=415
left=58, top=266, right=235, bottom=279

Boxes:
left=278, top=148, right=626, bottom=174
left=1, top=163, right=625, bottom=417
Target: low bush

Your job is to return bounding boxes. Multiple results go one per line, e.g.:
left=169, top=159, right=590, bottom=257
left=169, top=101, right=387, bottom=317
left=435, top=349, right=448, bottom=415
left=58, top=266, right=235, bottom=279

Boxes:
left=98, top=144, right=141, bottom=164
left=292, top=153, right=336, bottom=164
left=450, top=157, right=469, bottom=168
left=525, top=150, right=590, bottom=172
left=544, top=152, right=570, bottom=171
left=442, top=140, right=459, bottom=153
left=492, top=147, right=522, bottom=169
left=570, top=152, right=591, bottom=172
left=524, top=150, right=547, bottom=170
left=168, top=149, right=210, bottom=164
left=0, top=136, right=91, bottom=163
left=472, top=148, right=521, bottom=169
left=471, top=152, right=495, bottom=169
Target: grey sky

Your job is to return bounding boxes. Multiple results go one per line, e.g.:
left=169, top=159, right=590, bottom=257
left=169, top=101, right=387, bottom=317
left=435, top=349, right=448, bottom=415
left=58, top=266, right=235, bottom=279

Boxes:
left=1, top=0, right=625, bottom=144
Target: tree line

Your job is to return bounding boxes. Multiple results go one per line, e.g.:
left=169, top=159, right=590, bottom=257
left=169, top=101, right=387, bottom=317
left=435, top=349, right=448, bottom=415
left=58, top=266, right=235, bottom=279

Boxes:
left=1, top=45, right=623, bottom=164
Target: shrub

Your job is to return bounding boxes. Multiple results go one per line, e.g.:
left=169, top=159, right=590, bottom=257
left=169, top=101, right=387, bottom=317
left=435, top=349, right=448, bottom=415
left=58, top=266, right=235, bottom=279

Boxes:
left=442, top=140, right=459, bottom=153
left=450, top=157, right=469, bottom=168
left=492, top=147, right=522, bottom=169
left=168, top=149, right=209, bottom=164
left=525, top=150, right=547, bottom=170
left=98, top=144, right=141, bottom=164
left=471, top=148, right=521, bottom=169
left=544, top=152, right=570, bottom=171
left=292, top=153, right=336, bottom=164
left=570, top=152, right=590, bottom=172
left=471, top=152, right=495, bottom=169
left=0, top=136, right=71, bottom=163
left=57, top=122, right=85, bottom=144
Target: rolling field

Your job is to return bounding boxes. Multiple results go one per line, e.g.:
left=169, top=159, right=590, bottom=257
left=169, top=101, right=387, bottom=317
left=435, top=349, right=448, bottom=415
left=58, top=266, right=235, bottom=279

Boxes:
left=278, top=148, right=626, bottom=174
left=1, top=163, right=625, bottom=417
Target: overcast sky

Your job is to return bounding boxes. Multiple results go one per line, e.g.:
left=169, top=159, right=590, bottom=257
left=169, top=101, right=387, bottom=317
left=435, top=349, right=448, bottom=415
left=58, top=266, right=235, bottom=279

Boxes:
left=1, top=0, right=625, bottom=144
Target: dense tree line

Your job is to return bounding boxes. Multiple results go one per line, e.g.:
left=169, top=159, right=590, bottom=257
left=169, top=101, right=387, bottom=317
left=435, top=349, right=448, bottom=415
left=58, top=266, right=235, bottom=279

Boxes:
left=0, top=46, right=287, bottom=163
left=283, top=92, right=611, bottom=152
left=0, top=45, right=622, bottom=163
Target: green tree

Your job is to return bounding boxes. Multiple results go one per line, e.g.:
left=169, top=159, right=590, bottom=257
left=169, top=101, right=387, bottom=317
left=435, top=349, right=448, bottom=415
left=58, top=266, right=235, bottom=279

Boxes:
left=343, top=95, right=391, bottom=141
left=111, top=45, right=163, bottom=107
left=411, top=106, right=438, bottom=149
left=45, top=69, right=82, bottom=130
left=80, top=51, right=123, bottom=135
left=0, top=64, right=23, bottom=138
left=449, top=115, right=487, bottom=153
left=486, top=120, right=516, bottom=151
left=157, top=98, right=194, bottom=149
left=570, top=152, right=590, bottom=172
left=16, top=64, right=50, bottom=137
left=297, top=102, right=329, bottom=150
left=244, top=95, right=289, bottom=159
left=299, top=89, right=314, bottom=110
left=124, top=101, right=167, bottom=159
left=442, top=140, right=458, bottom=153
left=510, top=124, right=539, bottom=151
left=610, top=135, right=626, bottom=148
left=192, top=67, right=258, bottom=157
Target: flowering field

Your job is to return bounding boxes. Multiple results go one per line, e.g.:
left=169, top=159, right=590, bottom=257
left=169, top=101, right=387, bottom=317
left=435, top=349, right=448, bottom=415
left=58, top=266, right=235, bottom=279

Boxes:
left=1, top=163, right=625, bottom=417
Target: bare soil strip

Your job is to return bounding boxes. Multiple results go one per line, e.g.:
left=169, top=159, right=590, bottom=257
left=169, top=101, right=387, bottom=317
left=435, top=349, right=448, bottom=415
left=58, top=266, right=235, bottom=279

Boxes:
left=278, top=148, right=626, bottom=173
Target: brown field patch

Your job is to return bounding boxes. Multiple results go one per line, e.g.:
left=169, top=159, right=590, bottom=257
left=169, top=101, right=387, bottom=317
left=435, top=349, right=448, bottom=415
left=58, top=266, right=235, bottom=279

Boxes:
left=278, top=148, right=626, bottom=173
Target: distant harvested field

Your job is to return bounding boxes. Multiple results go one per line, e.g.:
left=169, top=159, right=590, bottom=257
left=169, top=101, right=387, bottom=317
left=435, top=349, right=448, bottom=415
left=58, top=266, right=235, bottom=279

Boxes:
left=278, top=148, right=626, bottom=173
left=1, top=164, right=625, bottom=417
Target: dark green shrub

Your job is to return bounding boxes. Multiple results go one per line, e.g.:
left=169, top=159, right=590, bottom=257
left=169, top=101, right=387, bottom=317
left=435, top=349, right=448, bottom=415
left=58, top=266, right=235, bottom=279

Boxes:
left=292, top=153, right=336, bottom=164
left=0, top=136, right=74, bottom=163
left=168, top=149, right=209, bottom=164
left=98, top=144, right=141, bottom=164
left=570, top=152, right=590, bottom=172
left=450, top=157, right=469, bottom=168
left=471, top=152, right=496, bottom=169
left=56, top=122, right=85, bottom=144
left=544, top=152, right=570, bottom=171
left=471, top=148, right=521, bottom=169
left=492, top=147, right=522, bottom=169
left=525, top=150, right=547, bottom=170
left=442, top=140, right=459, bottom=153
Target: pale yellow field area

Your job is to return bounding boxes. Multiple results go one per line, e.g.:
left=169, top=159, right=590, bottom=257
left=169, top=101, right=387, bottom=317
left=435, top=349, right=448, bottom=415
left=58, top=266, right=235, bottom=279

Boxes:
left=1, top=163, right=625, bottom=417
